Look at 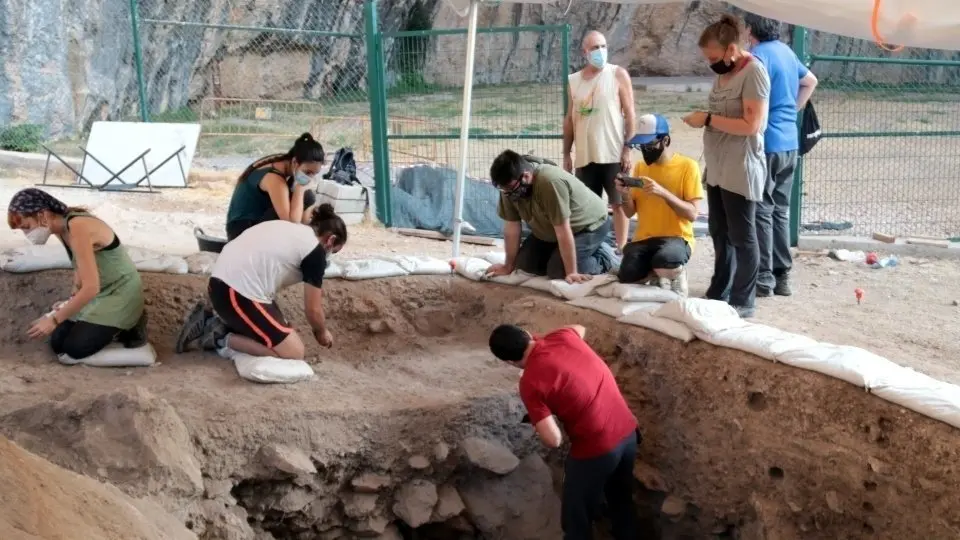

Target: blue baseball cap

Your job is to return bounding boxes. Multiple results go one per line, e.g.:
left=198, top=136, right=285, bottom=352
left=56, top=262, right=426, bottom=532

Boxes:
left=627, top=114, right=670, bottom=146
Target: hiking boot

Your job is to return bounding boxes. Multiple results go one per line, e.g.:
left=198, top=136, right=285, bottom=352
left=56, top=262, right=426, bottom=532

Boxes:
left=733, top=305, right=756, bottom=319
left=774, top=274, right=793, bottom=296
left=199, top=316, right=228, bottom=351
left=756, top=286, right=774, bottom=298
left=175, top=302, right=208, bottom=353
left=670, top=268, right=689, bottom=297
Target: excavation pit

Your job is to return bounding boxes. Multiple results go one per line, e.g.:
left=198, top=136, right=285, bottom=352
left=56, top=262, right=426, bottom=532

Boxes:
left=0, top=270, right=959, bottom=539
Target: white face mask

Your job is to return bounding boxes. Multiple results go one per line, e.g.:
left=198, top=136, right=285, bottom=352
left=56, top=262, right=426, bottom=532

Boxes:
left=25, top=227, right=52, bottom=245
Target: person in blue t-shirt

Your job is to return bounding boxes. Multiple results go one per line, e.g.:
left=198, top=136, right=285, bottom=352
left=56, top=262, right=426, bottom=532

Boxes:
left=744, top=13, right=818, bottom=298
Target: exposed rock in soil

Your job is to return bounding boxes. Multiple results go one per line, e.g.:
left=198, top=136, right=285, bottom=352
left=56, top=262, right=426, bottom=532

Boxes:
left=0, top=436, right=195, bottom=540
left=392, top=479, right=439, bottom=528
left=459, top=454, right=562, bottom=539
left=460, top=436, right=520, bottom=475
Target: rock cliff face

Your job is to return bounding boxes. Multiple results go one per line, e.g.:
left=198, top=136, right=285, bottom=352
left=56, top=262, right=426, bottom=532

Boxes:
left=1, top=0, right=958, bottom=140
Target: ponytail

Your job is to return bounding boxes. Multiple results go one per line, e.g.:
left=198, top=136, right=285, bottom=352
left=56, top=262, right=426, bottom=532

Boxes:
left=234, top=132, right=325, bottom=186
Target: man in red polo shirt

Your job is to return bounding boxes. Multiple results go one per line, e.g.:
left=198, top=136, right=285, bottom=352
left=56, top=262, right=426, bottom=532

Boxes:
left=488, top=323, right=638, bottom=540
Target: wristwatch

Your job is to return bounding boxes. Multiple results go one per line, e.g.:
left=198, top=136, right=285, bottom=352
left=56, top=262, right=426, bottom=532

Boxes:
left=705, top=113, right=713, bottom=127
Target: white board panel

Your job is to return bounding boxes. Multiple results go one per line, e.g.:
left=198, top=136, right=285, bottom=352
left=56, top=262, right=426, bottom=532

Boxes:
left=80, top=122, right=201, bottom=188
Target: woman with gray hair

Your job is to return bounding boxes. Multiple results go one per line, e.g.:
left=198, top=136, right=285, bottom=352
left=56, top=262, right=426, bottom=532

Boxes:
left=683, top=14, right=771, bottom=318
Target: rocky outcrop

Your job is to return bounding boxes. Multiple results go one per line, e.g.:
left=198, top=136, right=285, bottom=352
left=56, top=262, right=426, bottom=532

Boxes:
left=4, top=0, right=958, bottom=141
left=0, top=435, right=195, bottom=540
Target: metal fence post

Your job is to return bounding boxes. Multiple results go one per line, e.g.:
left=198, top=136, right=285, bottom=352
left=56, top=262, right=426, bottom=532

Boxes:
left=127, top=0, right=150, bottom=122
left=364, top=0, right=392, bottom=226
left=789, top=24, right=807, bottom=247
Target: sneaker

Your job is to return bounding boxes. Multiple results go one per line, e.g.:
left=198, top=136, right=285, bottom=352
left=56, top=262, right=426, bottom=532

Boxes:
left=669, top=268, right=689, bottom=297
left=774, top=274, right=793, bottom=297
left=657, top=277, right=671, bottom=290
left=199, top=316, right=228, bottom=351
left=733, top=305, right=756, bottom=319
left=175, top=302, right=208, bottom=353
left=756, top=286, right=774, bottom=298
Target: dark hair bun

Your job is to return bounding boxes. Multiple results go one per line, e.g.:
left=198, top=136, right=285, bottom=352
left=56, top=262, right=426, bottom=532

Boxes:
left=314, top=203, right=337, bottom=221
left=296, top=132, right=315, bottom=145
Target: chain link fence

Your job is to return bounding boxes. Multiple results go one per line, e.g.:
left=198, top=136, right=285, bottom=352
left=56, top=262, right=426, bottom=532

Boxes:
left=374, top=25, right=570, bottom=230
left=796, top=30, right=960, bottom=239
left=127, top=0, right=371, bottom=170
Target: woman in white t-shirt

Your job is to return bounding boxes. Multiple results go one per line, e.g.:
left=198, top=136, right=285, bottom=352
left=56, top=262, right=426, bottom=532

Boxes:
left=175, top=203, right=347, bottom=360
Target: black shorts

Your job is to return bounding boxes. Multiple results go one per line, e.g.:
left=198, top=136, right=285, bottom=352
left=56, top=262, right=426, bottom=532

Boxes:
left=618, top=237, right=691, bottom=283
left=575, top=162, right=622, bottom=205
left=208, top=277, right=293, bottom=349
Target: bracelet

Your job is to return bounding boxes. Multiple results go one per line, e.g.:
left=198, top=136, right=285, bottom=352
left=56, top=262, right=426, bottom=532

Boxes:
left=705, top=113, right=713, bottom=127
left=50, top=313, right=59, bottom=325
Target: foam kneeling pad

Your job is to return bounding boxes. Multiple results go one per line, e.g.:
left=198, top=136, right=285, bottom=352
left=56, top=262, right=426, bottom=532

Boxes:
left=218, top=347, right=315, bottom=384
left=57, top=343, right=157, bottom=367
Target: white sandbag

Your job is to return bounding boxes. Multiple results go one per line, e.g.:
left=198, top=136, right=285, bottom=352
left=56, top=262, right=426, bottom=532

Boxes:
left=549, top=274, right=616, bottom=300
left=617, top=311, right=696, bottom=342
left=341, top=258, right=409, bottom=280
left=654, top=298, right=747, bottom=337
left=325, top=261, right=344, bottom=279
left=126, top=246, right=189, bottom=275
left=57, top=342, right=157, bottom=367
left=0, top=244, right=71, bottom=272
left=477, top=251, right=506, bottom=265
left=700, top=323, right=819, bottom=362
left=595, top=282, right=680, bottom=303
left=0, top=244, right=188, bottom=275
left=185, top=252, right=218, bottom=275
left=450, top=256, right=491, bottom=281
left=383, top=255, right=452, bottom=275
left=777, top=344, right=905, bottom=390
left=520, top=276, right=556, bottom=293
left=567, top=296, right=659, bottom=319
left=218, top=347, right=315, bottom=384
left=871, top=368, right=960, bottom=430
left=486, top=270, right=535, bottom=286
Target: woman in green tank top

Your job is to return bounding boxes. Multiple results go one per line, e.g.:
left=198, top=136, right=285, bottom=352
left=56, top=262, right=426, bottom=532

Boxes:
left=7, top=188, right=147, bottom=362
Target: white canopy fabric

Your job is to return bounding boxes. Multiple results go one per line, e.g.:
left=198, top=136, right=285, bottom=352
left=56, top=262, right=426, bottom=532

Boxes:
left=442, top=0, right=960, bottom=258
left=444, top=0, right=960, bottom=52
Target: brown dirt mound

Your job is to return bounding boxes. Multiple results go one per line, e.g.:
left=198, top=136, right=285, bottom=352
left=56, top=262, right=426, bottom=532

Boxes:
left=0, top=271, right=959, bottom=538
left=0, top=435, right=194, bottom=540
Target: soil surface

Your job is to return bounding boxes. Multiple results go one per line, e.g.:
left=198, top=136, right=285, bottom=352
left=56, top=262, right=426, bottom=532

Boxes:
left=0, top=271, right=959, bottom=539
left=0, top=436, right=194, bottom=540
left=1, top=174, right=958, bottom=385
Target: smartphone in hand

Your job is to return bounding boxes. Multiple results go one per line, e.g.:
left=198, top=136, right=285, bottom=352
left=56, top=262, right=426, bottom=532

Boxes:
left=618, top=175, right=646, bottom=188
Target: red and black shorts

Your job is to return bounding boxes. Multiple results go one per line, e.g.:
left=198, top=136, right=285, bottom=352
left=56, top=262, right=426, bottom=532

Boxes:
left=208, top=277, right=293, bottom=349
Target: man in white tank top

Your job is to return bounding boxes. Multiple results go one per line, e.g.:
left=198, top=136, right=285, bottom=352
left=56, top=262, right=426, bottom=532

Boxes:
left=563, top=30, right=636, bottom=252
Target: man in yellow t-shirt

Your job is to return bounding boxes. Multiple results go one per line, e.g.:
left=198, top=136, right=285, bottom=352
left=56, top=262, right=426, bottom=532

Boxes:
left=616, top=114, right=704, bottom=296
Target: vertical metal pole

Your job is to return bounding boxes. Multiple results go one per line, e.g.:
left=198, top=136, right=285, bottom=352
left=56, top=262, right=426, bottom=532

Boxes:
left=450, top=0, right=480, bottom=258
left=789, top=25, right=807, bottom=247
left=364, top=0, right=392, bottom=226
left=560, top=24, right=570, bottom=119
left=128, top=0, right=150, bottom=122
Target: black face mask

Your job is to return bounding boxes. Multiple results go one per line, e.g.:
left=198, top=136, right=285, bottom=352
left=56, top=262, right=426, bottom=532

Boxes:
left=640, top=143, right=665, bottom=165
left=710, top=59, right=735, bottom=75
left=506, top=182, right=533, bottom=202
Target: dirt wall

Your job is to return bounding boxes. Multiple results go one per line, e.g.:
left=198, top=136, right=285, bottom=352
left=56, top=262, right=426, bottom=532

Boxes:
left=0, top=271, right=958, bottom=539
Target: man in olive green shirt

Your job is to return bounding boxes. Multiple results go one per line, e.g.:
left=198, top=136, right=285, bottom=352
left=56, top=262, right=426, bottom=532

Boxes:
left=486, top=150, right=619, bottom=283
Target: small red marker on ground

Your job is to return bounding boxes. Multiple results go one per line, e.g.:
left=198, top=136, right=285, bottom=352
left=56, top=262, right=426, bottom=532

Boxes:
left=854, top=288, right=864, bottom=305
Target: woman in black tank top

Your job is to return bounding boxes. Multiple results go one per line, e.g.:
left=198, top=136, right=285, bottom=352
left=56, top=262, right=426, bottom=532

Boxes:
left=224, top=132, right=326, bottom=241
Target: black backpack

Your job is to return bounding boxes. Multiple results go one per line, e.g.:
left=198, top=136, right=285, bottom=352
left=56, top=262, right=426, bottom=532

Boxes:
left=799, top=101, right=822, bottom=156
left=323, top=147, right=361, bottom=186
